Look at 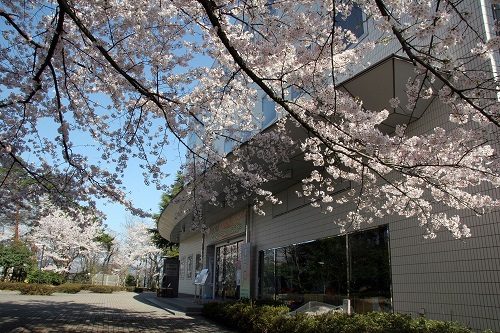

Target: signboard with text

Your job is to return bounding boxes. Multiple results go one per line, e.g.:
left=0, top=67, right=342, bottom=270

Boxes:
left=239, top=242, right=251, bottom=299
left=206, top=210, right=246, bottom=243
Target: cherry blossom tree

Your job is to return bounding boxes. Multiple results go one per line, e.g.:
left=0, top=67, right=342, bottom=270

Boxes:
left=119, top=220, right=162, bottom=287
left=1, top=0, right=499, bottom=238
left=28, top=205, right=102, bottom=273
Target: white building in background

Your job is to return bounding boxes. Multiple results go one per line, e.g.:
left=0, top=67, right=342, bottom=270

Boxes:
left=159, top=2, right=500, bottom=332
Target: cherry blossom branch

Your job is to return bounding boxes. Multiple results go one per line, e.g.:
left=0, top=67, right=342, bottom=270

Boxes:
left=374, top=0, right=499, bottom=127
left=197, top=0, right=497, bottom=221
left=0, top=11, right=43, bottom=48
left=57, top=0, right=209, bottom=163
left=0, top=8, right=64, bottom=109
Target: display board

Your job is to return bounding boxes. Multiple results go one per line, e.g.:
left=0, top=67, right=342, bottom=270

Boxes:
left=239, top=243, right=251, bottom=299
left=194, top=268, right=209, bottom=285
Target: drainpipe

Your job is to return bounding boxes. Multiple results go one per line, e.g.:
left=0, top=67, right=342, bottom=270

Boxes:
left=480, top=0, right=500, bottom=100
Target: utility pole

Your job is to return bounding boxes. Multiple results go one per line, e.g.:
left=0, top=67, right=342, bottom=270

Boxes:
left=144, top=256, right=148, bottom=288
left=14, top=205, right=19, bottom=241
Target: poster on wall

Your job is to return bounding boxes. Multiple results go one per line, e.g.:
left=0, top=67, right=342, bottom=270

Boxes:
left=240, top=242, right=251, bottom=299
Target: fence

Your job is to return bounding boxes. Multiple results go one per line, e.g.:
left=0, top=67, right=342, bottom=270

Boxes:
left=91, top=273, right=120, bottom=286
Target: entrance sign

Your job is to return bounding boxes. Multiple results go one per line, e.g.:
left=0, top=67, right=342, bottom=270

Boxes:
left=206, top=210, right=245, bottom=243
left=240, top=243, right=251, bottom=299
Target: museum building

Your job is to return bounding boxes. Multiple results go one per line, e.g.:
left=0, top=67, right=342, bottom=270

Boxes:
left=158, top=2, right=500, bottom=331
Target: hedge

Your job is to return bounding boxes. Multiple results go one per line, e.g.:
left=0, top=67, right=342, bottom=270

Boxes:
left=0, top=281, right=25, bottom=291
left=0, top=282, right=126, bottom=295
left=18, top=283, right=54, bottom=295
left=55, top=283, right=84, bottom=294
left=203, top=301, right=486, bottom=333
left=85, top=285, right=115, bottom=293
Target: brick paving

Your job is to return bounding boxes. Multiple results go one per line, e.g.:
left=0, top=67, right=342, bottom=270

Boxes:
left=0, top=290, right=233, bottom=332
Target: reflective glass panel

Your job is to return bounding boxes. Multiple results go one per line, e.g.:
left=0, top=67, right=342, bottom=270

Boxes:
left=259, top=225, right=392, bottom=313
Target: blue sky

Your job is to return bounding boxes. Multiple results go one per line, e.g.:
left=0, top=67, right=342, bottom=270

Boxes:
left=0, top=10, right=211, bottom=235
left=29, top=117, right=186, bottom=234
left=97, top=136, right=185, bottom=234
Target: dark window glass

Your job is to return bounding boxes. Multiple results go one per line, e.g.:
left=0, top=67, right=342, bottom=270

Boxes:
left=349, top=226, right=392, bottom=312
left=224, top=138, right=234, bottom=154
left=493, top=5, right=500, bottom=36
left=262, top=96, right=276, bottom=128
left=337, top=5, right=365, bottom=38
left=259, top=225, right=391, bottom=313
left=195, top=253, right=202, bottom=272
left=259, top=249, right=276, bottom=299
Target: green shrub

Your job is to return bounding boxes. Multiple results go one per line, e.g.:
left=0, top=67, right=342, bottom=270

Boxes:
left=27, top=270, right=65, bottom=285
left=203, top=302, right=227, bottom=323
left=0, top=241, right=35, bottom=282
left=203, top=301, right=477, bottom=333
left=411, top=317, right=472, bottom=333
left=18, top=284, right=54, bottom=295
left=125, top=274, right=136, bottom=287
left=55, top=283, right=84, bottom=294
left=252, top=305, right=290, bottom=333
left=85, top=285, right=114, bottom=293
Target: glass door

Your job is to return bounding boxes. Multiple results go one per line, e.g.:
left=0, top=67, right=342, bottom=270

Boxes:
left=215, top=240, right=243, bottom=298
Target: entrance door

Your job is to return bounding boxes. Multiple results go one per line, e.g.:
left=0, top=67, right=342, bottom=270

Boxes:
left=215, top=240, right=243, bottom=298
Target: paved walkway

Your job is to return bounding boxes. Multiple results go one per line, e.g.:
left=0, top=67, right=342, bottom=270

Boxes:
left=0, top=290, right=233, bottom=332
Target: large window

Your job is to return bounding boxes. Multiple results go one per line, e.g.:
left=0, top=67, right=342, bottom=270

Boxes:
left=337, top=5, right=365, bottom=39
left=261, top=95, right=277, bottom=128
left=223, top=138, right=235, bottom=154
left=259, top=225, right=391, bottom=312
left=493, top=5, right=500, bottom=36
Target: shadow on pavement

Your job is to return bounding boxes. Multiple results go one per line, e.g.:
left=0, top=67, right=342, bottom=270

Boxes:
left=0, top=297, right=229, bottom=332
left=132, top=292, right=167, bottom=311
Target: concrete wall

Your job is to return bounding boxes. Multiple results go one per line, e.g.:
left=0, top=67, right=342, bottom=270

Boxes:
left=249, top=86, right=500, bottom=333
left=178, top=233, right=203, bottom=295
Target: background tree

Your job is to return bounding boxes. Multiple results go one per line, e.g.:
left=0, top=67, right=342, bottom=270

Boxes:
left=95, top=231, right=118, bottom=274
left=28, top=205, right=102, bottom=274
left=120, top=219, right=162, bottom=288
left=149, top=171, right=183, bottom=255
left=0, top=156, right=43, bottom=240
left=0, top=0, right=498, bottom=238
left=0, top=240, right=35, bottom=281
